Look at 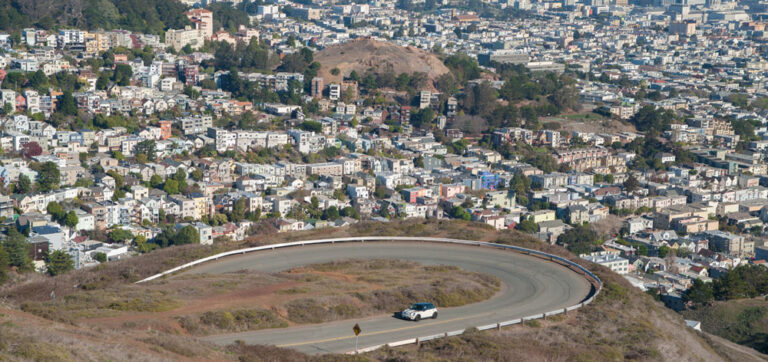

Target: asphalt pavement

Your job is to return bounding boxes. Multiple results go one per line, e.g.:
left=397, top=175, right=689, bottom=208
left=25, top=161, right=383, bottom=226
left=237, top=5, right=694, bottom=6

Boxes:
left=179, top=241, right=591, bottom=354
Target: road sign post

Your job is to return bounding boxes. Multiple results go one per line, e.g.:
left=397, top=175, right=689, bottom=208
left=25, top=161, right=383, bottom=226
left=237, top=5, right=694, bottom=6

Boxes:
left=353, top=323, right=361, bottom=354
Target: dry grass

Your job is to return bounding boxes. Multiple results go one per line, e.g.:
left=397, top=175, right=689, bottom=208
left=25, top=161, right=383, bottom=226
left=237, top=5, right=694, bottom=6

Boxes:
left=278, top=259, right=500, bottom=324
left=1, top=219, right=498, bottom=306
left=139, top=334, right=218, bottom=358
left=7, top=255, right=500, bottom=342
left=314, top=38, right=450, bottom=87
left=682, top=298, right=768, bottom=354
left=365, top=267, right=725, bottom=362
left=0, top=243, right=233, bottom=303
left=0, top=219, right=745, bottom=361
left=227, top=340, right=360, bottom=362
left=178, top=309, right=288, bottom=335
left=545, top=113, right=637, bottom=135
left=20, top=290, right=182, bottom=323
left=0, top=306, right=186, bottom=361
left=591, top=214, right=626, bottom=239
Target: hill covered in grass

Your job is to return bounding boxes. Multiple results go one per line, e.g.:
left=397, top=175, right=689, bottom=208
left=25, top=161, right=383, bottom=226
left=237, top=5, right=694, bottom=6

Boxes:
left=682, top=298, right=768, bottom=355
left=0, top=219, right=761, bottom=360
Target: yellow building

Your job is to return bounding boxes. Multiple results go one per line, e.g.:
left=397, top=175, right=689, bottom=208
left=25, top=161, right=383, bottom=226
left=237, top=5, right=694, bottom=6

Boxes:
left=190, top=194, right=212, bottom=220
left=530, top=209, right=556, bottom=223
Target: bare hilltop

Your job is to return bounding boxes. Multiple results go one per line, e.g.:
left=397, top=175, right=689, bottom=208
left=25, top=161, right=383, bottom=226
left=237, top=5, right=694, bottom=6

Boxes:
left=315, top=38, right=450, bottom=85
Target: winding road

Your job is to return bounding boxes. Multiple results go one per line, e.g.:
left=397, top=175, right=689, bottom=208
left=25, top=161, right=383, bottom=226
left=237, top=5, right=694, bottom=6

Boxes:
left=174, top=241, right=593, bottom=354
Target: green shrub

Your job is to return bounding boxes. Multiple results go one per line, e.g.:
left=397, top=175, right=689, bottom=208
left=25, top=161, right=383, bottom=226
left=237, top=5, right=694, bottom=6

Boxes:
left=107, top=297, right=181, bottom=312
left=200, top=311, right=235, bottom=329
left=286, top=299, right=327, bottom=323
left=193, top=309, right=286, bottom=334
left=525, top=320, right=541, bottom=328
left=276, top=286, right=310, bottom=294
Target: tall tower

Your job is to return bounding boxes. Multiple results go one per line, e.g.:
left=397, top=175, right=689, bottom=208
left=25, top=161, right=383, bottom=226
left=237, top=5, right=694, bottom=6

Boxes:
left=311, top=77, right=324, bottom=98
left=185, top=9, right=213, bottom=40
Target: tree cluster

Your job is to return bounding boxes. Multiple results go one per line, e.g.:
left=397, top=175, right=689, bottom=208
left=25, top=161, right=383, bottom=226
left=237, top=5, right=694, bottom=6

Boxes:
left=557, top=225, right=600, bottom=255
left=683, top=265, right=768, bottom=305
left=628, top=105, right=676, bottom=134
left=516, top=217, right=538, bottom=233
left=210, top=39, right=279, bottom=72
left=0, top=0, right=191, bottom=35
left=353, top=70, right=430, bottom=95
left=449, top=206, right=471, bottom=221
left=0, top=227, right=34, bottom=284
left=134, top=140, right=157, bottom=163
left=46, top=202, right=79, bottom=228
left=45, top=250, right=74, bottom=276
left=34, top=161, right=61, bottom=192
left=152, top=225, right=200, bottom=247
left=207, top=2, right=250, bottom=31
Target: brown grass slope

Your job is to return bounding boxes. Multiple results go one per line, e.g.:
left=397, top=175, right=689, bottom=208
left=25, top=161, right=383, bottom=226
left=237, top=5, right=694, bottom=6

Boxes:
left=365, top=269, right=720, bottom=361
left=682, top=298, right=768, bottom=356
left=314, top=38, right=449, bottom=86
left=0, top=219, right=760, bottom=361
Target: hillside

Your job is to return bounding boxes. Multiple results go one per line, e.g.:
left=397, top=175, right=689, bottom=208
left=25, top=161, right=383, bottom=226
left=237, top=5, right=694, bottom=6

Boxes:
left=682, top=298, right=768, bottom=355
left=0, top=0, right=190, bottom=35
left=0, top=219, right=761, bottom=360
left=315, top=38, right=450, bottom=87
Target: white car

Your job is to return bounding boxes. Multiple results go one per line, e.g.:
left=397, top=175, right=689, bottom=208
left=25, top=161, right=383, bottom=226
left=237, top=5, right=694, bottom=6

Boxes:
left=400, top=303, right=438, bottom=321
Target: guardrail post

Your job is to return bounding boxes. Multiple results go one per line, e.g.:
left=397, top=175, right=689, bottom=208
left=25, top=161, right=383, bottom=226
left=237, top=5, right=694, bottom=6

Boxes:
left=496, top=323, right=501, bottom=331
left=445, top=332, right=449, bottom=337
left=563, top=308, right=567, bottom=315
left=415, top=337, right=420, bottom=346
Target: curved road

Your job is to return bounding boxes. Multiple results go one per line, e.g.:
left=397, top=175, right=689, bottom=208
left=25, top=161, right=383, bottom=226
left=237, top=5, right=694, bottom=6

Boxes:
left=180, top=242, right=592, bottom=354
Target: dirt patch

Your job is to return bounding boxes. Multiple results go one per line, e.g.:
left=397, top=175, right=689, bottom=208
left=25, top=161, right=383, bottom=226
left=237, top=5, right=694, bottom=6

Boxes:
left=315, top=38, right=449, bottom=88
left=541, top=113, right=637, bottom=135
left=591, top=214, right=625, bottom=238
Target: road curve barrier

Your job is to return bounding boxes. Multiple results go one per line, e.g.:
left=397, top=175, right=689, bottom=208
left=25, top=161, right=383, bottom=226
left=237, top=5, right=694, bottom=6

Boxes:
left=135, top=236, right=603, bottom=354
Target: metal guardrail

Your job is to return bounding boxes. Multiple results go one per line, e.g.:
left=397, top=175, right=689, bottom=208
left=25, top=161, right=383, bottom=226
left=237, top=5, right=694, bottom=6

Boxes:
left=135, top=236, right=603, bottom=354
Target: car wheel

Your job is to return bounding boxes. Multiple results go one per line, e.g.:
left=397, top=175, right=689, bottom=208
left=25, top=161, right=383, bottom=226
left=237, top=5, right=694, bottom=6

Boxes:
left=432, top=312, right=438, bottom=319
left=414, top=314, right=421, bottom=321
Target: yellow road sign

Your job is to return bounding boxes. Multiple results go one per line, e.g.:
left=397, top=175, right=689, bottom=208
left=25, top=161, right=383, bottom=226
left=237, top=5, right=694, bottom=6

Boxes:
left=353, top=323, right=361, bottom=336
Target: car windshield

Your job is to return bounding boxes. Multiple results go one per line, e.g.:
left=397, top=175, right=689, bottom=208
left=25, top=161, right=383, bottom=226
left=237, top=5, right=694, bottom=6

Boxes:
left=410, top=304, right=427, bottom=310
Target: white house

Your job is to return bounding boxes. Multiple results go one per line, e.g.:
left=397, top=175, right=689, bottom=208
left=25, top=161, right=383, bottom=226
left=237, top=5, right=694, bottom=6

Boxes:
left=581, top=252, right=629, bottom=275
